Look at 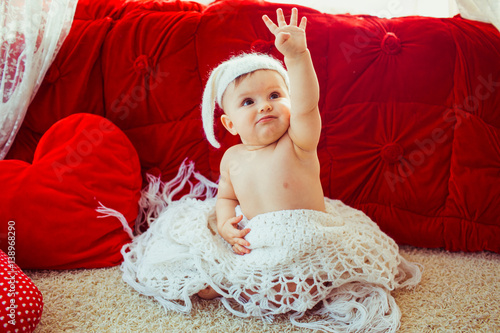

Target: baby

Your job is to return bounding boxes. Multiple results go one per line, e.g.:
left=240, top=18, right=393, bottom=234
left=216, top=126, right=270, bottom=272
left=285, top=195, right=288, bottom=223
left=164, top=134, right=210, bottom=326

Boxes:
left=202, top=8, right=325, bottom=256
left=198, top=8, right=324, bottom=300
left=122, top=9, right=421, bottom=324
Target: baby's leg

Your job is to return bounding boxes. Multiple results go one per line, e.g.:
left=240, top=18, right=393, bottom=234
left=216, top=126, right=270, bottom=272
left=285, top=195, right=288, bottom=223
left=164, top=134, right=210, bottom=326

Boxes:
left=198, top=286, right=220, bottom=299
left=272, top=278, right=318, bottom=304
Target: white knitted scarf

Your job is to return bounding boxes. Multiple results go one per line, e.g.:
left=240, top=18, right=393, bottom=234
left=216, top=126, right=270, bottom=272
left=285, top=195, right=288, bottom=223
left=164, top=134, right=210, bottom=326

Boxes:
left=120, top=161, right=421, bottom=332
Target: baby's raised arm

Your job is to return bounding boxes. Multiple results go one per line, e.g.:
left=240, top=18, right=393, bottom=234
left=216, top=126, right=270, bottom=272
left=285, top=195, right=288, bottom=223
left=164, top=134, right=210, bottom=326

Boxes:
left=263, top=8, right=321, bottom=153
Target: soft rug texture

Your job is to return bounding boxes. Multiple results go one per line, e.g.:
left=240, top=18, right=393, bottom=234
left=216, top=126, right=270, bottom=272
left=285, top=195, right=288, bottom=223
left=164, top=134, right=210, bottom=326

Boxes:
left=27, top=246, right=499, bottom=332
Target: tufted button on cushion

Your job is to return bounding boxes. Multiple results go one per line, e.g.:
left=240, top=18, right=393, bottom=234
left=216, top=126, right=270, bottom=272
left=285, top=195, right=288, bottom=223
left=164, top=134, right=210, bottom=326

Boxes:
left=134, top=55, right=150, bottom=74
left=381, top=32, right=401, bottom=55
left=381, top=143, right=404, bottom=163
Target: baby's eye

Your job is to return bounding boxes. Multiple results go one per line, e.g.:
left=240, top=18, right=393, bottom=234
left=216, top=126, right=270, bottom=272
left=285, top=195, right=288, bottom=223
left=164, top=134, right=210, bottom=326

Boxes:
left=242, top=98, right=254, bottom=106
left=270, top=92, right=280, bottom=99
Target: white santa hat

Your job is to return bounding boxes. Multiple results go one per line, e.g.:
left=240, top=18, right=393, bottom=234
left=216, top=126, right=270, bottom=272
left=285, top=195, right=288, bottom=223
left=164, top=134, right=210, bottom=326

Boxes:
left=201, top=53, right=290, bottom=148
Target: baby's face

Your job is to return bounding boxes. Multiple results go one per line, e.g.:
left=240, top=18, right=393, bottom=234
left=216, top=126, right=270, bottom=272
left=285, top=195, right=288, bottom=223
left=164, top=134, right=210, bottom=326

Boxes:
left=220, top=70, right=291, bottom=148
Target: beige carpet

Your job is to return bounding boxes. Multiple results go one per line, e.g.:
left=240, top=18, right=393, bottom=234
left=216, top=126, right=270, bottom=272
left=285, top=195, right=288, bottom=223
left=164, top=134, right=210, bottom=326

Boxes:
left=26, top=246, right=500, bottom=333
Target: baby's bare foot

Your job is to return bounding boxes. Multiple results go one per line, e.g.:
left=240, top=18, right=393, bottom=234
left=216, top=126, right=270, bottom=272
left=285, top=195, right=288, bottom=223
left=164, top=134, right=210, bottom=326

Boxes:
left=198, top=286, right=220, bottom=299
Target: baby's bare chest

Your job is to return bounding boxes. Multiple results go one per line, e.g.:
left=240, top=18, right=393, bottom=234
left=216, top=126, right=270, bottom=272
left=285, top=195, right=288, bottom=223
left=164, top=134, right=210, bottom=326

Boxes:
left=225, top=140, right=324, bottom=218
left=229, top=148, right=314, bottom=198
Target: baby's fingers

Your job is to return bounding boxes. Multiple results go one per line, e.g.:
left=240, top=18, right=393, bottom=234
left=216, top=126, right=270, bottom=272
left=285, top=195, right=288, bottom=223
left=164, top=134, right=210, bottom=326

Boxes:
left=262, top=14, right=278, bottom=34
left=276, top=8, right=286, bottom=27
left=229, top=215, right=244, bottom=226
left=233, top=243, right=251, bottom=255
left=290, top=7, right=298, bottom=26
left=299, top=16, right=307, bottom=30
left=234, top=231, right=250, bottom=246
left=231, top=228, right=249, bottom=238
left=240, top=227, right=251, bottom=237
left=276, top=32, right=291, bottom=46
left=291, top=8, right=307, bottom=30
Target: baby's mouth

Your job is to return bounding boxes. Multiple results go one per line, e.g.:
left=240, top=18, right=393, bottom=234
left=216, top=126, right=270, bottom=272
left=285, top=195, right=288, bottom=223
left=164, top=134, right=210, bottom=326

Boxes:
left=257, top=115, right=276, bottom=124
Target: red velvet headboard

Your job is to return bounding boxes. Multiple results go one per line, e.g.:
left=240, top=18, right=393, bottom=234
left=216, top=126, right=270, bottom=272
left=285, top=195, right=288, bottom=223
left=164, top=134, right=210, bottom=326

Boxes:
left=2, top=0, right=499, bottom=268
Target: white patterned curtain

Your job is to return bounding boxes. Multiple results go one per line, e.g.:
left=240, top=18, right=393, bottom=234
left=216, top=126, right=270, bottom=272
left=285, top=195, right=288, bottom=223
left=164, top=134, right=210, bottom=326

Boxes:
left=0, top=0, right=77, bottom=160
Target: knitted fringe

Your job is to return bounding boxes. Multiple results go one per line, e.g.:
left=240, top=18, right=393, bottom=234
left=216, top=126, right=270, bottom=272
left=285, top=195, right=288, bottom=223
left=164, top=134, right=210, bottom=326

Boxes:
left=96, top=202, right=135, bottom=240
left=120, top=159, right=218, bottom=313
left=95, top=159, right=217, bottom=239
left=135, top=158, right=218, bottom=234
left=290, top=283, right=401, bottom=333
left=395, top=256, right=423, bottom=288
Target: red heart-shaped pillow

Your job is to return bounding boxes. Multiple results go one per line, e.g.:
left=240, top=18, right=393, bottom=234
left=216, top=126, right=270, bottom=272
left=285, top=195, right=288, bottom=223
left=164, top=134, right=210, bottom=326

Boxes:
left=0, top=113, right=141, bottom=269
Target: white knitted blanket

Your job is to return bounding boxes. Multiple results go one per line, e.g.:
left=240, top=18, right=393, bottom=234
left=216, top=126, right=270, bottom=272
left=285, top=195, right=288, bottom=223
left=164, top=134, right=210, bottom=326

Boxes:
left=120, top=162, right=421, bottom=332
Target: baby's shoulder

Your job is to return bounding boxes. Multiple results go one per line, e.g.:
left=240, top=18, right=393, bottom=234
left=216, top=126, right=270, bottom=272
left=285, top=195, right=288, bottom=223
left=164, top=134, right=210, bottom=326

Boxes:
left=222, top=144, right=244, bottom=158
left=220, top=144, right=244, bottom=166
left=221, top=144, right=266, bottom=170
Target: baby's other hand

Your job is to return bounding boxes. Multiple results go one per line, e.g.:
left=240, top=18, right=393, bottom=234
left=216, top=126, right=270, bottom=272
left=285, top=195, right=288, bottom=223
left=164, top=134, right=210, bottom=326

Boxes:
left=220, top=215, right=251, bottom=255
left=262, top=8, right=307, bottom=59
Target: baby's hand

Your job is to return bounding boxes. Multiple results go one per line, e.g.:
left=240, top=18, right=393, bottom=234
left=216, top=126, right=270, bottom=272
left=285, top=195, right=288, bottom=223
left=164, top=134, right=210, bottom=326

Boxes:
left=219, top=215, right=251, bottom=255
left=262, top=8, right=307, bottom=59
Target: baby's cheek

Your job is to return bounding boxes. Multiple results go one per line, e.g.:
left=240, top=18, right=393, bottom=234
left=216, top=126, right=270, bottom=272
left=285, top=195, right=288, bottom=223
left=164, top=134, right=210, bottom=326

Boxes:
left=282, top=106, right=291, bottom=118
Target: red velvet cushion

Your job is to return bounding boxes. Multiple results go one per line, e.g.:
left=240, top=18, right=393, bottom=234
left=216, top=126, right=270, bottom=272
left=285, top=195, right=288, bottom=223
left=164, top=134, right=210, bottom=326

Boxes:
left=99, top=1, right=209, bottom=181
left=0, top=250, right=43, bottom=332
left=0, top=114, right=141, bottom=269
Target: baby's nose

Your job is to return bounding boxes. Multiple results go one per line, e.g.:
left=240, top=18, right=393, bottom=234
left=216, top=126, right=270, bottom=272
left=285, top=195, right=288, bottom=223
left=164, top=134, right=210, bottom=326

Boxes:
left=259, top=102, right=272, bottom=112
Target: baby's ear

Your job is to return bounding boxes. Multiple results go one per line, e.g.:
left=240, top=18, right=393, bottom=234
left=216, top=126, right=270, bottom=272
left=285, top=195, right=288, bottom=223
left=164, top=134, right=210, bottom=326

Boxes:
left=220, top=114, right=238, bottom=136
